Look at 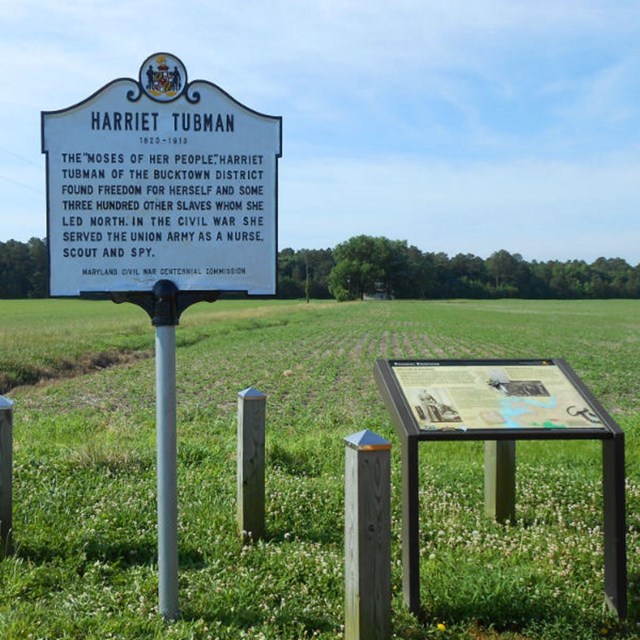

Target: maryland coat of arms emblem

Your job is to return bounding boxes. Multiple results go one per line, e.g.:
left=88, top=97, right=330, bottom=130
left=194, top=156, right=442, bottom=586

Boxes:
left=139, top=53, right=186, bottom=102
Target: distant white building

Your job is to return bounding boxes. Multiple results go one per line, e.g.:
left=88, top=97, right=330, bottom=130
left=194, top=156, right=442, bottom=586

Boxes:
left=363, top=282, right=393, bottom=301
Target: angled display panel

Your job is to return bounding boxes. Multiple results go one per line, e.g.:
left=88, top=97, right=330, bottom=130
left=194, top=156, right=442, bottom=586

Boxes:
left=374, top=357, right=627, bottom=618
left=375, top=358, right=620, bottom=440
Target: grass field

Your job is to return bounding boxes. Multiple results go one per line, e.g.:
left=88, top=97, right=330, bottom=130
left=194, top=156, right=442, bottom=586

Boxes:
left=0, top=298, right=638, bottom=639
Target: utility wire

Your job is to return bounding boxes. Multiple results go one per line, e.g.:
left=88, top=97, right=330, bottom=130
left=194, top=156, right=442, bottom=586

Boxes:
left=0, top=145, right=44, bottom=193
left=0, top=145, right=42, bottom=168
left=0, top=174, right=43, bottom=194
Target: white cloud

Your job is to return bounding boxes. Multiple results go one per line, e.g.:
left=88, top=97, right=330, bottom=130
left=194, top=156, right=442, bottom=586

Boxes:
left=280, top=153, right=640, bottom=262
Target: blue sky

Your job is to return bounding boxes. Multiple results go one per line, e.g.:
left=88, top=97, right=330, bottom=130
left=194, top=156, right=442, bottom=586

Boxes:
left=2, top=1, right=640, bottom=263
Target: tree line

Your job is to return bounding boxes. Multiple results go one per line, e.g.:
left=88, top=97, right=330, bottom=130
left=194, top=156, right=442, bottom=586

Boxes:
left=0, top=238, right=48, bottom=298
left=2, top=235, right=640, bottom=300
left=281, top=236, right=640, bottom=300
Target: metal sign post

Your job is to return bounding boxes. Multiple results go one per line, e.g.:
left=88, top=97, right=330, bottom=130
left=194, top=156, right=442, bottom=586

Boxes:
left=154, top=296, right=179, bottom=619
left=156, top=320, right=178, bottom=618
left=113, top=280, right=218, bottom=620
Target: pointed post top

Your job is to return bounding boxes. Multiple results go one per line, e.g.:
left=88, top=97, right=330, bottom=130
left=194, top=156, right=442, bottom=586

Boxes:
left=238, top=387, right=266, bottom=400
left=344, top=429, right=391, bottom=451
left=0, top=396, right=14, bottom=411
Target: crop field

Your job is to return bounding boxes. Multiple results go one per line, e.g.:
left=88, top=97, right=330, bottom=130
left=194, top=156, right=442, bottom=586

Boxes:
left=0, top=298, right=639, bottom=639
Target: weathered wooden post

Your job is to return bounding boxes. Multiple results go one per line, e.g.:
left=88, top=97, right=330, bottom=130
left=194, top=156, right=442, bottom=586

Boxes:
left=344, top=429, right=391, bottom=640
left=237, top=387, right=266, bottom=542
left=0, top=396, right=13, bottom=555
left=484, top=440, right=516, bottom=524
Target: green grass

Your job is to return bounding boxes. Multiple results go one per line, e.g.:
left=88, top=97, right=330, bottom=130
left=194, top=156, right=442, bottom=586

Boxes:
left=0, top=298, right=639, bottom=639
left=0, top=298, right=310, bottom=392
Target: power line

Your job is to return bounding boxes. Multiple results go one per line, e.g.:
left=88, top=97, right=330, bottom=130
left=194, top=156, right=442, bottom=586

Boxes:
left=0, top=145, right=42, bottom=168
left=0, top=174, right=43, bottom=194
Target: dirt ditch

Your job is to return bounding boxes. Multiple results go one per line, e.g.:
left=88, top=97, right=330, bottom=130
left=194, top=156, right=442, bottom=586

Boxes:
left=0, top=349, right=153, bottom=395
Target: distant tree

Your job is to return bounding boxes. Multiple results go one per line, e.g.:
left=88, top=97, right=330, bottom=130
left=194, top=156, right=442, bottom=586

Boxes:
left=306, top=248, right=334, bottom=298
left=590, top=257, right=635, bottom=298
left=328, top=235, right=412, bottom=300
left=276, top=247, right=334, bottom=299
left=27, top=237, right=48, bottom=297
left=528, top=261, right=552, bottom=298
left=626, top=264, right=640, bottom=298
left=554, top=260, right=590, bottom=298
left=0, top=240, right=32, bottom=298
left=486, top=250, right=532, bottom=297
left=399, top=245, right=427, bottom=299
left=424, top=252, right=454, bottom=298
left=449, top=253, right=489, bottom=298
left=327, top=259, right=358, bottom=301
left=277, top=248, right=305, bottom=298
left=0, top=237, right=48, bottom=298
left=328, top=235, right=382, bottom=300
left=374, top=238, right=413, bottom=298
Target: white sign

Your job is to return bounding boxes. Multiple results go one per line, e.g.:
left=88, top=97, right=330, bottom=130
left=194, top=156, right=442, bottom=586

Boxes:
left=42, top=53, right=282, bottom=296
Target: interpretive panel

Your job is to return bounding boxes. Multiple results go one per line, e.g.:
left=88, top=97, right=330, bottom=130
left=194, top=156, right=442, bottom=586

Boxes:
left=378, top=359, right=611, bottom=435
left=374, top=358, right=627, bottom=618
left=42, top=53, right=282, bottom=296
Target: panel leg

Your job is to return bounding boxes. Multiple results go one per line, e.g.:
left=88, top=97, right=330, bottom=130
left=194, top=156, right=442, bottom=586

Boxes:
left=401, top=435, right=420, bottom=615
left=0, top=397, right=13, bottom=555
left=603, top=436, right=627, bottom=618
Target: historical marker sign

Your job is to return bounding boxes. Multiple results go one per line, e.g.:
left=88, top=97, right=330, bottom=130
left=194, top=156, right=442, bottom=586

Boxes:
left=42, top=52, right=282, bottom=297
left=41, top=53, right=282, bottom=621
left=383, top=359, right=608, bottom=434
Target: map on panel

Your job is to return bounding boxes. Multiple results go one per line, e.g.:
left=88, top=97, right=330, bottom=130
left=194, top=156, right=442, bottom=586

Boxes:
left=390, top=361, right=605, bottom=431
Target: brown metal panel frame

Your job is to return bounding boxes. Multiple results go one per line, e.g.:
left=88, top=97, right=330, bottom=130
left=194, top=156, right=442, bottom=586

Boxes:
left=373, top=358, right=627, bottom=620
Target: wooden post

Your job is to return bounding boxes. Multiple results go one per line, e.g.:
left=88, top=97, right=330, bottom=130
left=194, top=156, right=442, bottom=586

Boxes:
left=344, top=430, right=391, bottom=640
left=0, top=396, right=13, bottom=555
left=237, top=387, right=266, bottom=542
left=484, top=440, right=516, bottom=524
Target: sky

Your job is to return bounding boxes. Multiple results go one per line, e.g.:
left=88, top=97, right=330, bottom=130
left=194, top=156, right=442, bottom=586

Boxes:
left=2, top=0, right=640, bottom=264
